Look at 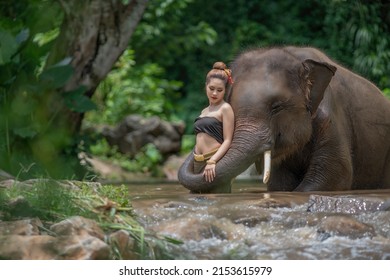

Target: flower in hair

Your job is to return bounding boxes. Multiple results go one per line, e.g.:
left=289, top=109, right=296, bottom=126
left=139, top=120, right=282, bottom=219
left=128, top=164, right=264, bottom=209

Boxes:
left=224, top=69, right=234, bottom=84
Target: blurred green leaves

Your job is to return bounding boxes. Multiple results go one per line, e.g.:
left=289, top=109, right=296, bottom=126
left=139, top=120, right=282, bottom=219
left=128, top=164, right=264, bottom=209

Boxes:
left=324, top=0, right=390, bottom=86
left=89, top=139, right=164, bottom=177
left=63, top=86, right=97, bottom=113
left=0, top=29, right=19, bottom=65
left=86, top=49, right=182, bottom=125
left=39, top=60, right=73, bottom=89
left=0, top=1, right=91, bottom=179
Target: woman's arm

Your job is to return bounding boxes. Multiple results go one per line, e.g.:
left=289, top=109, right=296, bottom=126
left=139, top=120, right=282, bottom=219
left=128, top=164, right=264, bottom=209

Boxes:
left=203, top=103, right=234, bottom=182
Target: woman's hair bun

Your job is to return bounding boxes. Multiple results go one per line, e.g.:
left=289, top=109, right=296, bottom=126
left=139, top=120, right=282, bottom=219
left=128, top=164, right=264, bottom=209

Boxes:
left=206, top=61, right=233, bottom=84
left=213, top=61, right=227, bottom=70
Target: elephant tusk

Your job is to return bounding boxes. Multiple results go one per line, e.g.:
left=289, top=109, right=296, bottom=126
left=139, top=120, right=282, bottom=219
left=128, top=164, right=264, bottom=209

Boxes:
left=263, top=150, right=271, bottom=184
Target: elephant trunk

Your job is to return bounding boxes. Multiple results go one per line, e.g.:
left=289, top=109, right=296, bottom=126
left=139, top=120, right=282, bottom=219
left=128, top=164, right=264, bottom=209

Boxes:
left=178, top=124, right=271, bottom=193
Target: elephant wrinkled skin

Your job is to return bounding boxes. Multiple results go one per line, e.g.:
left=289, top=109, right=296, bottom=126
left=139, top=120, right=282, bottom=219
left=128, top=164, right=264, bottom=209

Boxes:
left=178, top=46, right=390, bottom=193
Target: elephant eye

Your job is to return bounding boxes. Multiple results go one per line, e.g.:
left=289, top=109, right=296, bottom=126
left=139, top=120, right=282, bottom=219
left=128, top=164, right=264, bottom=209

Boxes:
left=270, top=102, right=284, bottom=115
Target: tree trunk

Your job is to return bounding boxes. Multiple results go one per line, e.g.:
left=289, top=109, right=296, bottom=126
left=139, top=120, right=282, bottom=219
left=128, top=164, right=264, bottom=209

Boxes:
left=47, top=0, right=148, bottom=133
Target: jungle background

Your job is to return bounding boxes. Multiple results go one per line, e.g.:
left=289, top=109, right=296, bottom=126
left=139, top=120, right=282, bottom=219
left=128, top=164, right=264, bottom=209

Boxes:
left=1, top=0, right=389, bottom=181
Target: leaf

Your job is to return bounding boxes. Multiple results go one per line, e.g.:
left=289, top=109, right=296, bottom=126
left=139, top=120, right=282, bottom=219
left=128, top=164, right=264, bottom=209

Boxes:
left=54, top=57, right=73, bottom=67
left=13, top=126, right=38, bottom=138
left=0, top=29, right=19, bottom=65
left=33, top=28, right=59, bottom=46
left=164, top=236, right=184, bottom=245
left=15, top=29, right=30, bottom=45
left=63, top=86, right=97, bottom=113
left=39, top=60, right=74, bottom=88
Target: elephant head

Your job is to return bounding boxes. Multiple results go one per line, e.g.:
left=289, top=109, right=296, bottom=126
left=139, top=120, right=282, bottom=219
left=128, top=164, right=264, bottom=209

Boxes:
left=178, top=48, right=336, bottom=193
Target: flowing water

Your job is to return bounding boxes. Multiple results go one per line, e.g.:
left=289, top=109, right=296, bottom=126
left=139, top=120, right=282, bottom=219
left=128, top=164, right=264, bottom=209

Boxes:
left=129, top=180, right=390, bottom=260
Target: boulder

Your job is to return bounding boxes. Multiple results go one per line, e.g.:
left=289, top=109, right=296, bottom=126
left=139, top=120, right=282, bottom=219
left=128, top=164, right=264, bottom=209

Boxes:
left=307, top=195, right=389, bottom=214
left=0, top=216, right=111, bottom=260
left=102, top=114, right=185, bottom=158
left=317, top=215, right=376, bottom=240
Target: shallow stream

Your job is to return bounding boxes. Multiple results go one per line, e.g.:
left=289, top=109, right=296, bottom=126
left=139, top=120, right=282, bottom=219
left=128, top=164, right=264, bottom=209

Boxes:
left=129, top=180, right=390, bottom=259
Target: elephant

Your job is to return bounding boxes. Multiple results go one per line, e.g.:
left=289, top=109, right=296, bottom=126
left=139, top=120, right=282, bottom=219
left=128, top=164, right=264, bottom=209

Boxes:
left=178, top=46, right=390, bottom=193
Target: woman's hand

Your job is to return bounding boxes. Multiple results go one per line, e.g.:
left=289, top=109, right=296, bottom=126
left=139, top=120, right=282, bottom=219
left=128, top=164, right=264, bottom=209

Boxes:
left=203, top=163, right=216, bottom=182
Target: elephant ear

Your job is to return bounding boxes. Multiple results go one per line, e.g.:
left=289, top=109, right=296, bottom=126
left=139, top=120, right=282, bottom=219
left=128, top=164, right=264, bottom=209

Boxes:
left=302, top=59, right=337, bottom=115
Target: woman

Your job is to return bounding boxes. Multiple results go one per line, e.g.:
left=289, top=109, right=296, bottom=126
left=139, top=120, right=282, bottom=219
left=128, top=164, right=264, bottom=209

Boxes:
left=192, top=61, right=234, bottom=183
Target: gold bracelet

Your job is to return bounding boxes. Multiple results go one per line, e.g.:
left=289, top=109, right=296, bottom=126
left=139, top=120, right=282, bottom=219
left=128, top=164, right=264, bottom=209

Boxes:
left=206, top=160, right=216, bottom=165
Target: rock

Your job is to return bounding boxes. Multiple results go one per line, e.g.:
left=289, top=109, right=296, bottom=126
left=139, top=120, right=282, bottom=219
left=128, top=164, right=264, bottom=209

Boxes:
left=120, top=130, right=152, bottom=155
left=109, top=230, right=138, bottom=260
left=0, top=216, right=111, bottom=260
left=0, top=218, right=43, bottom=236
left=150, top=215, right=250, bottom=242
left=101, top=114, right=185, bottom=158
left=154, top=135, right=180, bottom=154
left=79, top=153, right=148, bottom=181
left=230, top=196, right=293, bottom=209
left=317, top=215, right=376, bottom=240
left=0, top=235, right=57, bottom=259
left=50, top=216, right=105, bottom=240
left=307, top=195, right=388, bottom=214
left=0, top=234, right=110, bottom=260
left=151, top=217, right=228, bottom=241
left=0, top=179, right=16, bottom=188
left=53, top=235, right=110, bottom=260
left=0, top=179, right=30, bottom=188
left=162, top=154, right=186, bottom=180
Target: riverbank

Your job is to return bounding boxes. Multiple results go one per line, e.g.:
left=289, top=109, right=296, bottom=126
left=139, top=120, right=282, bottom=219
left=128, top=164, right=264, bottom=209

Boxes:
left=0, top=178, right=177, bottom=259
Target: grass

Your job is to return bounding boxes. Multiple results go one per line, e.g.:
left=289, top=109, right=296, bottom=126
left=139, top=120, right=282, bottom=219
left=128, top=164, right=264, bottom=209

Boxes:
left=0, top=179, right=180, bottom=259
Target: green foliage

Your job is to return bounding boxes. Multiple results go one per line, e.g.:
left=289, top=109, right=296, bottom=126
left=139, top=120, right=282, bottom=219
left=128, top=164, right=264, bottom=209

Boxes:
left=324, top=0, right=390, bottom=89
left=63, top=86, right=97, bottom=113
left=383, top=88, right=390, bottom=99
left=88, top=137, right=112, bottom=156
left=89, top=138, right=163, bottom=176
left=131, top=0, right=217, bottom=65
left=0, top=1, right=95, bottom=179
left=97, top=184, right=132, bottom=209
left=39, top=58, right=74, bottom=88
left=86, top=49, right=182, bottom=125
left=0, top=180, right=86, bottom=221
left=85, top=47, right=180, bottom=177
left=181, top=134, right=195, bottom=154
left=0, top=28, right=20, bottom=64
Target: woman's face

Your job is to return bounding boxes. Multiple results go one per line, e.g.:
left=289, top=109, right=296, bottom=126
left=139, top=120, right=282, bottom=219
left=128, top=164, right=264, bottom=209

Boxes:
left=206, top=78, right=226, bottom=105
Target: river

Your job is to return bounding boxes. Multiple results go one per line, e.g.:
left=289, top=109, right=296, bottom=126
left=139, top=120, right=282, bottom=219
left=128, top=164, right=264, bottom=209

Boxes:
left=129, top=180, right=390, bottom=260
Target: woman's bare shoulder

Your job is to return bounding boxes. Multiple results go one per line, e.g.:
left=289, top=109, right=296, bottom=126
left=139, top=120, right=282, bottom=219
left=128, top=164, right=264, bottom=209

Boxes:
left=221, top=102, right=233, bottom=113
